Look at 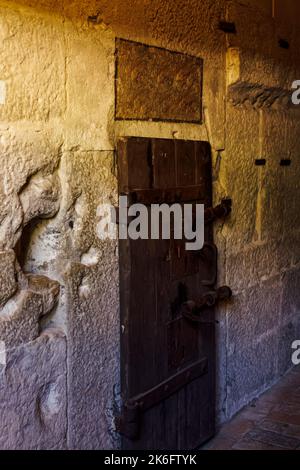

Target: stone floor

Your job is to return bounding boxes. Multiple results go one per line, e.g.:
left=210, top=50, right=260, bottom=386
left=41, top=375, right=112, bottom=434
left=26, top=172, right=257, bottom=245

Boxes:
left=204, top=367, right=300, bottom=450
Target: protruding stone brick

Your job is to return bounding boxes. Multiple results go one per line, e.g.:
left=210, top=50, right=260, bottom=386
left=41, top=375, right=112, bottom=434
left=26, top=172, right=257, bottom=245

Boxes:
left=0, top=330, right=67, bottom=450
left=0, top=251, right=17, bottom=309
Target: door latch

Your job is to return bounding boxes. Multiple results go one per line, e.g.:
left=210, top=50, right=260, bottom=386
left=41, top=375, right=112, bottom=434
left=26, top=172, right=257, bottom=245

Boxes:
left=205, top=199, right=232, bottom=224
left=181, top=286, right=232, bottom=323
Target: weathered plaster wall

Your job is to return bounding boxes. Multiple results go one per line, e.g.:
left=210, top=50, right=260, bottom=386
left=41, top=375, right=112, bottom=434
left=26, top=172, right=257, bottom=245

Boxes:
left=0, top=0, right=300, bottom=449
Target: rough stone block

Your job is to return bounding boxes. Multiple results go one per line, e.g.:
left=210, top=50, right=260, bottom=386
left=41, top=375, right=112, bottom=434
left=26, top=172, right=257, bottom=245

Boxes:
left=281, top=269, right=300, bottom=319
left=0, top=123, right=63, bottom=251
left=227, top=334, right=278, bottom=418
left=0, top=124, right=63, bottom=195
left=223, top=106, right=260, bottom=251
left=280, top=114, right=300, bottom=241
left=285, top=230, right=300, bottom=267
left=62, top=151, right=119, bottom=449
left=0, top=251, right=17, bottom=308
left=0, top=290, right=43, bottom=349
left=0, top=329, right=67, bottom=450
left=227, top=277, right=281, bottom=356
left=27, top=274, right=60, bottom=316
left=215, top=319, right=229, bottom=425
left=0, top=276, right=60, bottom=349
left=260, top=110, right=287, bottom=241
left=64, top=23, right=114, bottom=151
left=20, top=173, right=61, bottom=226
left=0, top=5, right=65, bottom=122
left=226, top=239, right=291, bottom=292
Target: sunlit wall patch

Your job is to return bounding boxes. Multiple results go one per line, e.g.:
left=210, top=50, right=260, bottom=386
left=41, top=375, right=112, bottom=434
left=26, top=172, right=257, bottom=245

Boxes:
left=0, top=341, right=6, bottom=366
left=0, top=81, right=6, bottom=105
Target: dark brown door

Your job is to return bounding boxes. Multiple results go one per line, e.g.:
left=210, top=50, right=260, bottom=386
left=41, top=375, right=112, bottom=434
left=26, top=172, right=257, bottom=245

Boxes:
left=118, top=137, right=216, bottom=450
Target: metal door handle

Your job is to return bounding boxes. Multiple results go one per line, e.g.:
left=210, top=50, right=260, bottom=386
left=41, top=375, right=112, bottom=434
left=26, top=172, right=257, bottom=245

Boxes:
left=181, top=286, right=232, bottom=323
left=205, top=199, right=232, bottom=223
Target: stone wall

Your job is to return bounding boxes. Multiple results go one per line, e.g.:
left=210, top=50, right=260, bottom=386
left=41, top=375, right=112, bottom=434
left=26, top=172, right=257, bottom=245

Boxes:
left=0, top=0, right=300, bottom=449
left=0, top=1, right=119, bottom=449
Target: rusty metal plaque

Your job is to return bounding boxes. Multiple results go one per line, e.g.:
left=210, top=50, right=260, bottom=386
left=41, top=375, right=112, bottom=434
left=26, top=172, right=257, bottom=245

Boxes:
left=115, top=39, right=203, bottom=123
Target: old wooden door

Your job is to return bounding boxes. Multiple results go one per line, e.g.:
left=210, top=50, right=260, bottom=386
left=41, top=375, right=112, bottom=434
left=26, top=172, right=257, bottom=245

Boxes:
left=117, top=137, right=220, bottom=450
